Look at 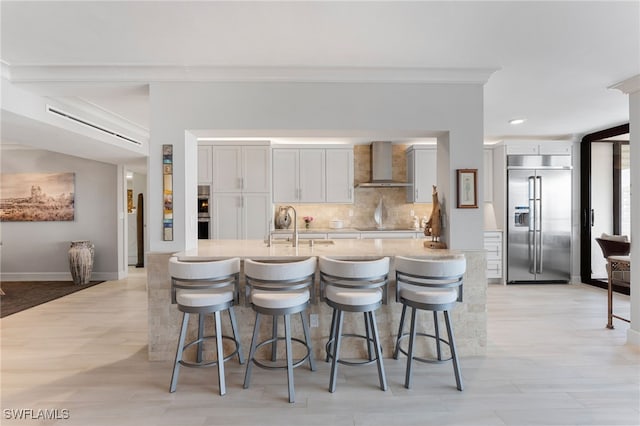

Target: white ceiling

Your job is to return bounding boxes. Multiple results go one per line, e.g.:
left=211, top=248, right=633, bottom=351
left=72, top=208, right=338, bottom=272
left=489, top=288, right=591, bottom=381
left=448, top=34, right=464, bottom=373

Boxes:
left=1, top=1, right=638, bottom=162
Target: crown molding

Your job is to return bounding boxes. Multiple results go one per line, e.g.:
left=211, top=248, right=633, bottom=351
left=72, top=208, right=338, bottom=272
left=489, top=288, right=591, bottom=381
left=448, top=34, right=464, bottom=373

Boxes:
left=6, top=65, right=499, bottom=85
left=610, top=74, right=640, bottom=94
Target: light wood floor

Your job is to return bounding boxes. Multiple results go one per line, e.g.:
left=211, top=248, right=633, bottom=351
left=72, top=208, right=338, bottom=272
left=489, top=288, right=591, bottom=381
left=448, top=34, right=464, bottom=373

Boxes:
left=1, top=268, right=638, bottom=426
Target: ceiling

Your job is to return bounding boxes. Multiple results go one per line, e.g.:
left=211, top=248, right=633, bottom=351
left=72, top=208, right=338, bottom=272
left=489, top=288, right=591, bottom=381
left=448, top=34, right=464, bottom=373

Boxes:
left=1, top=1, right=638, bottom=167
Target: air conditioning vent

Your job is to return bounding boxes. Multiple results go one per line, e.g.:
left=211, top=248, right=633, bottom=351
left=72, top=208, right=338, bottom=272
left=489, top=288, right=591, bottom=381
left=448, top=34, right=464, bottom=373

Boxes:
left=46, top=105, right=142, bottom=146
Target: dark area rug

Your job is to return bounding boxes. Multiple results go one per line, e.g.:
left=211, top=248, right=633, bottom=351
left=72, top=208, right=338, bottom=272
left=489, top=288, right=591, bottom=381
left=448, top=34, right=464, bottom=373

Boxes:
left=0, top=281, right=104, bottom=318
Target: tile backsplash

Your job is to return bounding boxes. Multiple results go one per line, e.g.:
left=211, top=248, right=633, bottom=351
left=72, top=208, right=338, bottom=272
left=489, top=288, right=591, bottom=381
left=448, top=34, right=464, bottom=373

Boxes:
left=276, top=144, right=433, bottom=230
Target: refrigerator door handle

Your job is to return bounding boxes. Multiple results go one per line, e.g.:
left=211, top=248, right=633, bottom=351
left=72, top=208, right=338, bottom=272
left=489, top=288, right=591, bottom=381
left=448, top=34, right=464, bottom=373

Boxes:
left=528, top=176, right=536, bottom=274
left=536, top=176, right=543, bottom=274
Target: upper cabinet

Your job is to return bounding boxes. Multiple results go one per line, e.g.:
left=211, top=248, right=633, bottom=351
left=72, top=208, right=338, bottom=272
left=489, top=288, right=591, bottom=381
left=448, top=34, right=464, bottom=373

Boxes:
left=273, top=148, right=325, bottom=202
left=211, top=145, right=271, bottom=193
left=273, top=146, right=353, bottom=203
left=406, top=146, right=437, bottom=203
left=326, top=148, right=354, bottom=203
left=505, top=141, right=572, bottom=156
left=197, top=145, right=213, bottom=184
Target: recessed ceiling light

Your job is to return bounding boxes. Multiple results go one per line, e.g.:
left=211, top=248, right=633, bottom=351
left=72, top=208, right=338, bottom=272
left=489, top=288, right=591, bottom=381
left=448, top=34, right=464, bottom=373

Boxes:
left=509, top=118, right=526, bottom=125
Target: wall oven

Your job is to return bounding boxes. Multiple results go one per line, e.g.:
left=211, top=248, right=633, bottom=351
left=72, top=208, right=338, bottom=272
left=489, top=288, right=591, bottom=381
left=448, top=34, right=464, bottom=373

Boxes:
left=197, top=185, right=210, bottom=239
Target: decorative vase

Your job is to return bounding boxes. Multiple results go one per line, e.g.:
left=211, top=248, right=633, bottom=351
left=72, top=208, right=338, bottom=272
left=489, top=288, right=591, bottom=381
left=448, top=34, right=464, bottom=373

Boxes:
left=68, top=240, right=95, bottom=285
left=305, top=222, right=310, bottom=229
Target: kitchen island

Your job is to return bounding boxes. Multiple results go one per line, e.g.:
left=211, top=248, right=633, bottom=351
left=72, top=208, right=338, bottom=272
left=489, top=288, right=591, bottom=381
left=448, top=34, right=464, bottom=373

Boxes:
left=147, top=239, right=487, bottom=361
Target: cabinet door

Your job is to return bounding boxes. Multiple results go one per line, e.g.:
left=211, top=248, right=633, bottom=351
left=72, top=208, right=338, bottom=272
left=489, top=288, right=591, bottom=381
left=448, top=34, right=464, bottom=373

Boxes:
left=411, top=149, right=437, bottom=203
left=538, top=142, right=572, bottom=155
left=406, top=149, right=416, bottom=202
left=211, top=193, right=242, bottom=239
left=198, top=145, right=213, bottom=184
left=212, top=146, right=242, bottom=192
left=243, top=193, right=271, bottom=239
left=272, top=149, right=299, bottom=202
left=299, top=149, right=325, bottom=202
left=484, top=149, right=493, bottom=202
left=326, top=149, right=354, bottom=203
left=243, top=146, right=271, bottom=193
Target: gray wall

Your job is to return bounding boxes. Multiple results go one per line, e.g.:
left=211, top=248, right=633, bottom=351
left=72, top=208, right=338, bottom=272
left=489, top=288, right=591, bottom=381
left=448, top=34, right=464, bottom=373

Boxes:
left=1, top=148, right=119, bottom=281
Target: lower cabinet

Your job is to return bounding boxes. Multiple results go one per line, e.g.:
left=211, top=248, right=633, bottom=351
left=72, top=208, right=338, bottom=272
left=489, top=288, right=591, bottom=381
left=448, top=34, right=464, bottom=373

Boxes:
left=484, top=231, right=503, bottom=281
left=212, top=193, right=270, bottom=240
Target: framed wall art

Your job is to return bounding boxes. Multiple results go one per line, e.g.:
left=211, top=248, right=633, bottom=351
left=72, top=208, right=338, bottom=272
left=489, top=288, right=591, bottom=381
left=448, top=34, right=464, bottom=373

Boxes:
left=457, top=169, right=478, bottom=209
left=0, top=172, right=75, bottom=221
left=162, top=145, right=174, bottom=241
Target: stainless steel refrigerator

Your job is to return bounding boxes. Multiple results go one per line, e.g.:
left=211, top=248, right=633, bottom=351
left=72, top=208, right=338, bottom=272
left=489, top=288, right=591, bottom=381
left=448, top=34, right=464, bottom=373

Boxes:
left=507, top=155, right=572, bottom=283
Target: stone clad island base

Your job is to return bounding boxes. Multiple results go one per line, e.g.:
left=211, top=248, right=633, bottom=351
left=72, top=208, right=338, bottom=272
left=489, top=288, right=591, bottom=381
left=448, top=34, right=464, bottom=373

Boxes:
left=147, top=239, right=487, bottom=362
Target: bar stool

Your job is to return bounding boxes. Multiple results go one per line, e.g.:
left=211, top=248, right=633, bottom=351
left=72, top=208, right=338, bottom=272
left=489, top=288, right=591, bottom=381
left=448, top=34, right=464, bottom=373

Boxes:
left=319, top=256, right=390, bottom=393
left=168, top=256, right=244, bottom=396
left=393, top=256, right=466, bottom=391
left=243, top=257, right=317, bottom=403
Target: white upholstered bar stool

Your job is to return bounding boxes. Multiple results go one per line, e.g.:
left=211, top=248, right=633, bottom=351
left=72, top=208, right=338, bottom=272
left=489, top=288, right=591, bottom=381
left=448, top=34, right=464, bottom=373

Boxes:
left=319, top=256, right=390, bottom=393
left=168, top=257, right=244, bottom=396
left=243, top=257, right=317, bottom=403
left=393, top=256, right=466, bottom=391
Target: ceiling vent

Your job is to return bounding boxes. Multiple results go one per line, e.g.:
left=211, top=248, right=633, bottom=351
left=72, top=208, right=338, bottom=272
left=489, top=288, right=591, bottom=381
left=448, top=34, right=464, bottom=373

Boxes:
left=46, top=105, right=142, bottom=146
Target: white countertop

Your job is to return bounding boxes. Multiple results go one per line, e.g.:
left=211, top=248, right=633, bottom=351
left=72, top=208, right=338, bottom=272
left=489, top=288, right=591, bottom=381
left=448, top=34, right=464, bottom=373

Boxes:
left=176, top=238, right=464, bottom=261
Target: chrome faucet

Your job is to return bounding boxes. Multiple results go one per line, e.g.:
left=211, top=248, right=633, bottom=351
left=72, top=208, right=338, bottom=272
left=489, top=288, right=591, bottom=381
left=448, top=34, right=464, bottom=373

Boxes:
left=285, top=205, right=298, bottom=247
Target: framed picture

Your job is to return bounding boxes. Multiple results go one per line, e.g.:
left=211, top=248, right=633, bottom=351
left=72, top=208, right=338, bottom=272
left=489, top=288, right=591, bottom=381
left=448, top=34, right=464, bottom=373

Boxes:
left=457, top=169, right=478, bottom=208
left=0, top=172, right=75, bottom=221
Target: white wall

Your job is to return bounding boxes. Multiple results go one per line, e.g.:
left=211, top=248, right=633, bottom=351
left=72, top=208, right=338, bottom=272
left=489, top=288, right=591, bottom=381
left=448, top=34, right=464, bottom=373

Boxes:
left=1, top=148, right=120, bottom=281
left=148, top=81, right=485, bottom=252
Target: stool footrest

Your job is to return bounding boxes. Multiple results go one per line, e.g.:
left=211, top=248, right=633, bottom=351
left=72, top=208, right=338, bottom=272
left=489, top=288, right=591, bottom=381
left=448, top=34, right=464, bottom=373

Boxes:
left=325, top=333, right=381, bottom=366
left=394, top=332, right=453, bottom=364
left=179, top=335, right=241, bottom=368
left=251, top=336, right=312, bottom=370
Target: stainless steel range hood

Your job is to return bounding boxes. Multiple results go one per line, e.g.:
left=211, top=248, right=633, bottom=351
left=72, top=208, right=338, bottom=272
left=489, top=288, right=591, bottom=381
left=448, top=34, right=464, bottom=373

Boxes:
left=356, top=141, right=411, bottom=188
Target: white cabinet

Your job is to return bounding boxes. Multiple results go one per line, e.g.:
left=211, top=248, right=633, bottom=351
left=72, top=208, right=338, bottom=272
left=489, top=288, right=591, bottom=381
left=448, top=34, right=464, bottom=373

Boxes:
left=406, top=146, right=437, bottom=203
left=272, top=148, right=326, bottom=203
left=212, top=145, right=270, bottom=193
left=326, top=149, right=354, bottom=203
left=212, top=193, right=271, bottom=240
left=484, top=231, right=503, bottom=280
left=198, top=145, right=213, bottom=184
left=484, top=149, right=493, bottom=202
left=505, top=141, right=572, bottom=156
left=205, top=143, right=271, bottom=240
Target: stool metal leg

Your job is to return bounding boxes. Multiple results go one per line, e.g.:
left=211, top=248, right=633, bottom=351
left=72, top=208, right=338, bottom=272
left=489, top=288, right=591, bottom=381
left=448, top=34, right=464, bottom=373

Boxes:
left=196, top=314, right=205, bottom=363
left=243, top=312, right=262, bottom=389
left=433, top=311, right=442, bottom=361
left=214, top=311, right=226, bottom=395
left=444, top=310, right=463, bottom=391
left=271, top=316, right=279, bottom=361
left=404, top=307, right=418, bottom=389
left=228, top=306, right=245, bottom=364
left=393, top=304, right=407, bottom=359
left=284, top=314, right=295, bottom=403
left=326, top=308, right=337, bottom=362
left=170, top=312, right=190, bottom=393
left=300, top=311, right=316, bottom=371
left=368, top=311, right=387, bottom=391
left=329, top=310, right=344, bottom=393
left=364, top=312, right=374, bottom=361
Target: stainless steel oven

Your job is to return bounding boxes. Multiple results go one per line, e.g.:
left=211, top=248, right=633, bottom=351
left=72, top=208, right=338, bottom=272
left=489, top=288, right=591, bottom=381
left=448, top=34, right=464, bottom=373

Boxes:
left=197, top=185, right=210, bottom=239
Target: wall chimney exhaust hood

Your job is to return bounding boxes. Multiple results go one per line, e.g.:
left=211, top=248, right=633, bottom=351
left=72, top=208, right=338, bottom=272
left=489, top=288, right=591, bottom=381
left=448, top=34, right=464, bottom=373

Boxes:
left=356, top=141, right=411, bottom=188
